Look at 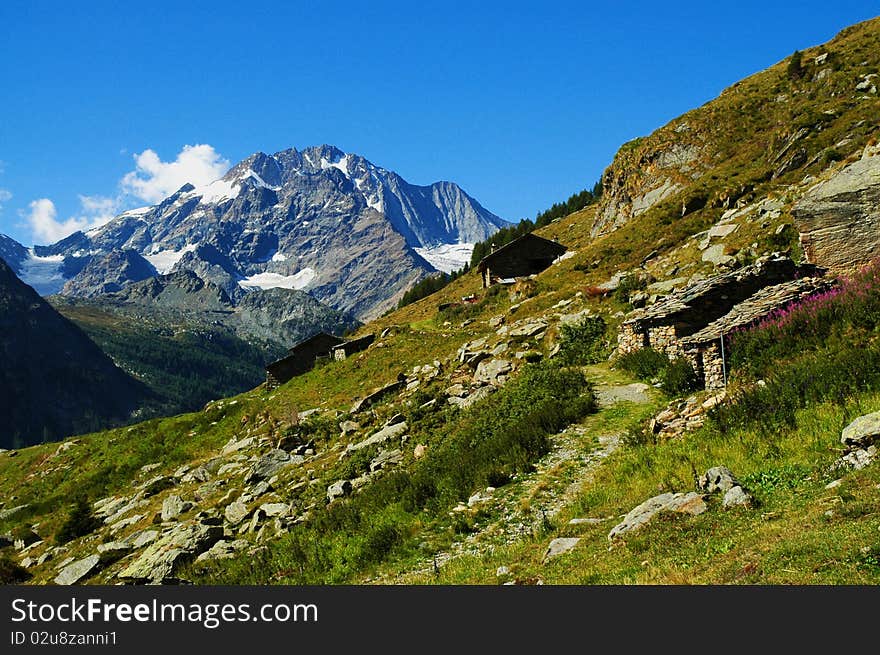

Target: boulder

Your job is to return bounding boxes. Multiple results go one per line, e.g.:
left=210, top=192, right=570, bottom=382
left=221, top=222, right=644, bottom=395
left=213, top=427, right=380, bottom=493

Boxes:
left=245, top=449, right=300, bottom=484
left=161, top=495, right=193, bottom=522
left=840, top=411, right=880, bottom=448
left=697, top=466, right=740, bottom=494
left=125, top=530, right=159, bottom=549
left=118, top=521, right=224, bottom=583
left=195, top=539, right=249, bottom=563
left=543, top=537, right=580, bottom=561
left=345, top=422, right=408, bottom=455
left=54, top=555, right=101, bottom=585
left=370, top=448, right=403, bottom=472
left=96, top=541, right=134, bottom=565
left=834, top=445, right=878, bottom=471
left=327, top=479, right=352, bottom=502
left=224, top=500, right=252, bottom=526
left=474, top=359, right=513, bottom=386
left=448, top=386, right=495, bottom=409
left=722, top=486, right=753, bottom=508
left=509, top=321, right=548, bottom=338
left=701, top=244, right=735, bottom=267
left=608, top=492, right=707, bottom=540
left=339, top=420, right=360, bottom=435
left=259, top=503, right=290, bottom=518
left=142, top=475, right=175, bottom=497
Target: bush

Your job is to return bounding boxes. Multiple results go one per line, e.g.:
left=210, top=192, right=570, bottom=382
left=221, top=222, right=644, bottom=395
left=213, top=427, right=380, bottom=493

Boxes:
left=615, top=348, right=668, bottom=380
left=55, top=496, right=101, bottom=544
left=614, top=275, right=647, bottom=304
left=660, top=359, right=700, bottom=396
left=0, top=557, right=31, bottom=584
left=558, top=316, right=608, bottom=365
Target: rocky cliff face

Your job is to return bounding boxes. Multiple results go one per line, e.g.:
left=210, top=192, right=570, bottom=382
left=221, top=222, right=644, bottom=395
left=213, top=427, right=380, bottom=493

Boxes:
left=0, top=259, right=151, bottom=448
left=61, top=249, right=156, bottom=297
left=793, top=144, right=880, bottom=273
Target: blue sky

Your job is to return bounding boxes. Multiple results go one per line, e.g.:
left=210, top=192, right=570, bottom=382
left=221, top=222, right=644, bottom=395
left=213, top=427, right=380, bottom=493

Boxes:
left=1, top=1, right=878, bottom=245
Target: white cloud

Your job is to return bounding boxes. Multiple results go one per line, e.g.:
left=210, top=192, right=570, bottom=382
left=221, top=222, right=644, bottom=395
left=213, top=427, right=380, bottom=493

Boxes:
left=0, top=188, right=11, bottom=212
left=121, top=144, right=230, bottom=204
left=25, top=199, right=88, bottom=243
left=23, top=194, right=122, bottom=244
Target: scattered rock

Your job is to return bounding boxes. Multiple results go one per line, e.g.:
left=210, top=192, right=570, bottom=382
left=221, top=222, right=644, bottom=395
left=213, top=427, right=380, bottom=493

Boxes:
left=0, top=504, right=29, bottom=521
left=259, top=503, right=290, bottom=518
left=54, top=555, right=101, bottom=585
left=345, top=422, right=408, bottom=455
left=327, top=479, right=352, bottom=502
left=118, top=521, right=224, bottom=583
left=609, top=492, right=707, bottom=540
left=126, top=530, right=159, bottom=548
left=245, top=449, right=299, bottom=484
left=722, top=485, right=753, bottom=508
left=474, top=359, right=512, bottom=386
left=834, top=445, right=878, bottom=471
left=413, top=444, right=427, bottom=459
left=370, top=448, right=403, bottom=472
left=509, top=321, right=548, bottom=338
left=224, top=500, right=252, bottom=526
left=543, top=537, right=580, bottom=561
left=96, top=541, right=133, bottom=565
left=568, top=517, right=609, bottom=525
left=195, top=539, right=249, bottom=563
left=339, top=420, right=360, bottom=435
left=701, top=244, right=735, bottom=267
left=594, top=383, right=651, bottom=407
left=467, top=487, right=495, bottom=508
left=825, top=479, right=842, bottom=490
left=698, top=466, right=739, bottom=494
left=841, top=411, right=880, bottom=448
left=161, top=495, right=193, bottom=522
left=496, top=565, right=510, bottom=577
left=142, top=475, right=175, bottom=497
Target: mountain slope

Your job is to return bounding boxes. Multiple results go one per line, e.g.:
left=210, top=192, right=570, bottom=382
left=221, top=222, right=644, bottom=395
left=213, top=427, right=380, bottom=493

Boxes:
left=11, top=145, right=507, bottom=319
left=0, top=259, right=152, bottom=448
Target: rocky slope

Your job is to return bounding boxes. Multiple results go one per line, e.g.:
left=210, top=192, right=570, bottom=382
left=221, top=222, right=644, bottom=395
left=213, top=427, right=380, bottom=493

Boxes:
left=2, top=145, right=507, bottom=320
left=0, top=260, right=152, bottom=448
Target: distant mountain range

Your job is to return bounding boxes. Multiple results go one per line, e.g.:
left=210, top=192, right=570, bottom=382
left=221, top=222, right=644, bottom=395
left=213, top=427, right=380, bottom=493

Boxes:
left=1, top=145, right=507, bottom=319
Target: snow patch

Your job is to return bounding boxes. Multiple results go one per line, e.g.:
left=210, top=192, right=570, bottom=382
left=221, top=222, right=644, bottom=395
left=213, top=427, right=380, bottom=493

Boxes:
left=414, top=243, right=474, bottom=274
left=242, top=169, right=281, bottom=191
left=238, top=268, right=316, bottom=291
left=19, top=251, right=66, bottom=295
left=144, top=244, right=197, bottom=274
left=271, top=251, right=288, bottom=262
left=553, top=250, right=576, bottom=264
left=190, top=178, right=241, bottom=204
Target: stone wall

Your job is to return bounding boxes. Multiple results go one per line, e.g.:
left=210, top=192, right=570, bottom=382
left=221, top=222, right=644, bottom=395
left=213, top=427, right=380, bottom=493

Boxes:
left=617, top=323, right=648, bottom=355
left=647, top=325, right=684, bottom=359
left=701, top=342, right=727, bottom=390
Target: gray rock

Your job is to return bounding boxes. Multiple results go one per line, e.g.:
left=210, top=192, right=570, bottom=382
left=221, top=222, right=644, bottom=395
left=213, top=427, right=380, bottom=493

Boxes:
left=195, top=539, right=249, bottom=563
left=568, top=517, right=609, bottom=525
left=793, top=145, right=880, bottom=272
left=180, top=466, right=211, bottom=484
left=509, top=321, right=548, bottom=338
left=245, top=449, right=299, bottom=484
left=448, top=385, right=495, bottom=409
left=608, top=492, right=707, bottom=540
left=370, top=448, right=403, bottom=472
left=345, top=422, right=408, bottom=455
left=125, top=530, right=159, bottom=548
left=161, top=495, right=193, bottom=522
left=118, top=521, right=224, bottom=583
left=224, top=500, right=252, bottom=526
left=339, top=420, right=360, bottom=435
left=54, top=555, right=101, bottom=585
left=543, top=537, right=581, bottom=561
left=0, top=504, right=29, bottom=521
left=327, top=479, right=352, bottom=502
left=708, top=223, right=738, bottom=239
left=722, top=485, right=753, bottom=508
left=841, top=411, right=880, bottom=447
left=474, top=358, right=512, bottom=386
left=96, top=541, right=134, bottom=565
left=259, top=503, right=290, bottom=518
left=701, top=244, right=735, bottom=267
left=698, top=466, right=740, bottom=494
left=834, top=445, right=878, bottom=471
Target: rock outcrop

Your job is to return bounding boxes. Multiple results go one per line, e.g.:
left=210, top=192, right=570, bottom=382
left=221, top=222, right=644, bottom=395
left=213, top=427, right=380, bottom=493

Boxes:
left=794, top=145, right=880, bottom=273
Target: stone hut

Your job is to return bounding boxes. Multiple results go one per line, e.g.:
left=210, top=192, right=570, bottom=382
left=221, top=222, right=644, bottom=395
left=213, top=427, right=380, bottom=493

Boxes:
left=332, top=334, right=375, bottom=361
left=680, top=277, right=836, bottom=389
left=265, top=332, right=345, bottom=389
left=617, top=255, right=818, bottom=359
left=477, top=234, right=567, bottom=288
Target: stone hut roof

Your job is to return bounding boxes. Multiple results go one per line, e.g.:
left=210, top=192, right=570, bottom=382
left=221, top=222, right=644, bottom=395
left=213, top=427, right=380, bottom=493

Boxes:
left=621, top=255, right=820, bottom=333
left=476, top=233, right=567, bottom=272
left=680, top=277, right=836, bottom=347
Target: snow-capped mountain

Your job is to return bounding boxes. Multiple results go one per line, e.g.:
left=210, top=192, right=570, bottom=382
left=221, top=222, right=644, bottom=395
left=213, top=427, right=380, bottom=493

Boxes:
left=4, top=145, right=507, bottom=319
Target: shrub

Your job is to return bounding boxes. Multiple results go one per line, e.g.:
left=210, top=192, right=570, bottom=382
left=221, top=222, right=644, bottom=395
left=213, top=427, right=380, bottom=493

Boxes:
left=615, top=347, right=668, bottom=380
left=660, top=359, right=700, bottom=396
left=55, top=496, right=101, bottom=544
left=614, top=275, right=647, bottom=304
left=0, top=557, right=31, bottom=584
left=558, top=316, right=608, bottom=365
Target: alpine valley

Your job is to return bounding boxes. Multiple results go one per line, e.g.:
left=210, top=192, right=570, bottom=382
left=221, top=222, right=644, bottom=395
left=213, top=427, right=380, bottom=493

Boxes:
left=3, top=16, right=880, bottom=589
